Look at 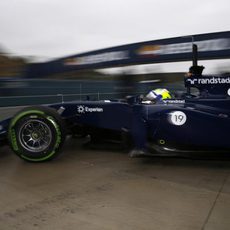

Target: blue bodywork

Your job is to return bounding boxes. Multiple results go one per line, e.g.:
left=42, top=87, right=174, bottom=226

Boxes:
left=1, top=73, right=230, bottom=154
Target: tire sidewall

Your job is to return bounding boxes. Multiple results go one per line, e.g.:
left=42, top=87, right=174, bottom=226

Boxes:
left=8, top=109, right=63, bottom=162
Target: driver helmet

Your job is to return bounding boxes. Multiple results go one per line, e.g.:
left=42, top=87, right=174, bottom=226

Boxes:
left=146, top=88, right=172, bottom=100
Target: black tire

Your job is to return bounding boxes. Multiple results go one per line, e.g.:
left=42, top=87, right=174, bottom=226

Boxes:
left=8, top=106, right=66, bottom=162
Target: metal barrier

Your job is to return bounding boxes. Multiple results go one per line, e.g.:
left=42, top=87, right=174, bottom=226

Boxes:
left=0, top=92, right=127, bottom=107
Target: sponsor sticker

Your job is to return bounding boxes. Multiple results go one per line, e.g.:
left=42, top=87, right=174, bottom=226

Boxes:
left=164, top=99, right=185, bottom=104
left=186, top=77, right=230, bottom=85
left=77, top=105, right=103, bottom=114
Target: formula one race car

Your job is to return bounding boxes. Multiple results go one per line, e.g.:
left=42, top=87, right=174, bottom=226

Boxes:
left=1, top=47, right=230, bottom=162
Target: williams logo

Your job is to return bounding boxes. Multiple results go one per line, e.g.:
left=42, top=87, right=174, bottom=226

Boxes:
left=77, top=105, right=103, bottom=114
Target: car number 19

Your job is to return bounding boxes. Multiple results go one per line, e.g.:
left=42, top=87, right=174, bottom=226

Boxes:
left=169, top=111, right=187, bottom=126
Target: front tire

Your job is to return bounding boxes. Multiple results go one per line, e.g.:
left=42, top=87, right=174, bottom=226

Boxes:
left=8, top=106, right=66, bottom=162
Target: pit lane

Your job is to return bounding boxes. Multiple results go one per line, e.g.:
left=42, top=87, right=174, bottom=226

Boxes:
left=1, top=135, right=230, bottom=230
left=1, top=107, right=230, bottom=230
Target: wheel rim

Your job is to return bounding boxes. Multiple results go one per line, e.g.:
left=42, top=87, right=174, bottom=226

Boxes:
left=18, top=119, right=52, bottom=152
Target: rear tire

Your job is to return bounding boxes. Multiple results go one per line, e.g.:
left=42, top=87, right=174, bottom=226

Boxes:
left=8, top=106, right=66, bottom=162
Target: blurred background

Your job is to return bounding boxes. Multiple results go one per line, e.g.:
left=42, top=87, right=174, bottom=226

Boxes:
left=0, top=0, right=230, bottom=107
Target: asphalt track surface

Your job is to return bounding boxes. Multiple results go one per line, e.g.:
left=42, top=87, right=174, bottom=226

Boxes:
left=1, top=107, right=230, bottom=230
